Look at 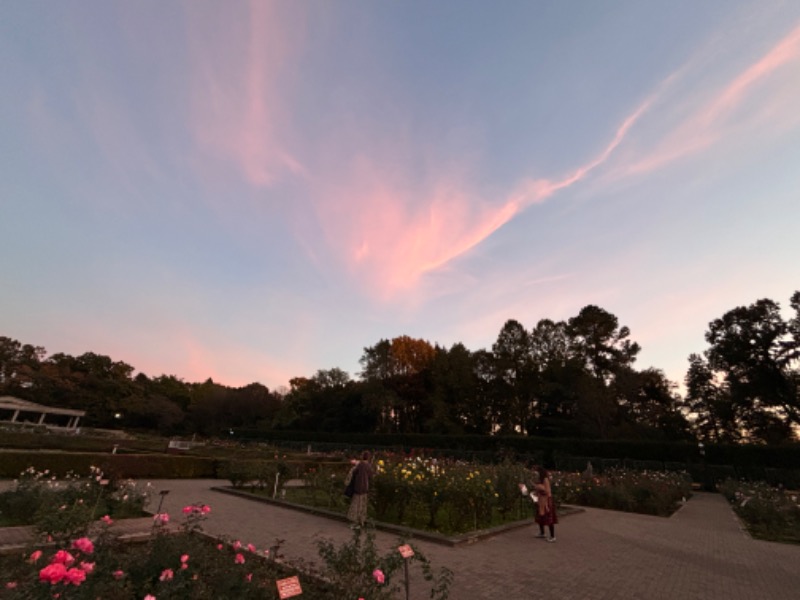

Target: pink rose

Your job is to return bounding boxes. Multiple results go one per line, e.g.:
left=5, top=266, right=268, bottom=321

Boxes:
left=39, top=563, right=68, bottom=584
left=79, top=561, right=95, bottom=574
left=372, top=569, right=385, bottom=584
left=246, top=543, right=256, bottom=553
left=234, top=553, right=245, bottom=564
left=113, top=570, right=125, bottom=580
left=201, top=505, right=211, bottom=514
left=72, top=537, right=94, bottom=555
left=232, top=540, right=242, bottom=550
left=52, top=550, right=75, bottom=565
left=154, top=513, right=170, bottom=524
left=101, top=515, right=114, bottom=525
left=159, top=568, right=174, bottom=581
left=5, top=582, right=18, bottom=589
left=182, top=505, right=193, bottom=514
left=245, top=573, right=253, bottom=582
left=144, top=595, right=157, bottom=600
left=216, top=544, right=224, bottom=550
left=30, top=550, right=43, bottom=563
left=63, top=568, right=86, bottom=586
left=180, top=554, right=189, bottom=564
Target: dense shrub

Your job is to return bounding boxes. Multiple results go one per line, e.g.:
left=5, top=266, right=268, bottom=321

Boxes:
left=551, top=468, right=691, bottom=516
left=719, top=478, right=800, bottom=544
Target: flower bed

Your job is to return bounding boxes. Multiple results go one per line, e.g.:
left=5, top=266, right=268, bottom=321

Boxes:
left=233, top=457, right=692, bottom=535
left=0, top=470, right=453, bottom=599
left=718, top=478, right=800, bottom=544
left=551, top=468, right=692, bottom=517
left=0, top=467, right=150, bottom=534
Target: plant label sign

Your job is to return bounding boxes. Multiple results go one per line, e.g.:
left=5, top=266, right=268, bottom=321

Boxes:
left=398, top=544, right=415, bottom=558
left=276, top=576, right=302, bottom=598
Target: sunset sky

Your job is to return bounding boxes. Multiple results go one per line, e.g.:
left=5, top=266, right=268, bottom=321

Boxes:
left=2, top=1, right=799, bottom=393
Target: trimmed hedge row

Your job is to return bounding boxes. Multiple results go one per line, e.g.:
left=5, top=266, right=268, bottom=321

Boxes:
left=0, top=451, right=217, bottom=479
left=0, top=430, right=168, bottom=454
left=0, top=450, right=348, bottom=482
left=234, top=430, right=800, bottom=469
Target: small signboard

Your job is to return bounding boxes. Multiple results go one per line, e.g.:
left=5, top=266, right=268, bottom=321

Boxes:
left=276, top=576, right=302, bottom=598
left=398, top=544, right=415, bottom=558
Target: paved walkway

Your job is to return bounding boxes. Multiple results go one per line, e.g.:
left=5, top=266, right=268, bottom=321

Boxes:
left=4, top=479, right=800, bottom=599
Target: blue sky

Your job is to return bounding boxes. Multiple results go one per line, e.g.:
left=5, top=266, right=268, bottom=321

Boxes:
left=2, top=1, right=799, bottom=392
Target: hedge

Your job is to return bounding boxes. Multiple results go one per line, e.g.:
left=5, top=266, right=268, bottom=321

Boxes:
left=0, top=451, right=217, bottom=479
left=233, top=430, right=800, bottom=470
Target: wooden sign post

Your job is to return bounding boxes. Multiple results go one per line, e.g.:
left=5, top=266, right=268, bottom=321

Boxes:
left=276, top=575, right=302, bottom=599
left=398, top=544, right=415, bottom=600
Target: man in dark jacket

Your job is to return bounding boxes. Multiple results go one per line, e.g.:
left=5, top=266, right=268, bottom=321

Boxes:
left=347, top=451, right=373, bottom=528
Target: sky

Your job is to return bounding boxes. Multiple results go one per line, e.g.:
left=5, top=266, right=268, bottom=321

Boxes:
left=2, top=1, right=799, bottom=394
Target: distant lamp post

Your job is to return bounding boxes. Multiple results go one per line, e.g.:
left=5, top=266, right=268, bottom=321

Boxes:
left=698, top=442, right=708, bottom=491
left=114, top=413, right=123, bottom=420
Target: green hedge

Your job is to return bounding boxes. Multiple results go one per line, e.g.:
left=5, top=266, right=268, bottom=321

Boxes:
left=234, top=430, right=800, bottom=470
left=0, top=451, right=217, bottom=479
left=0, top=430, right=168, bottom=454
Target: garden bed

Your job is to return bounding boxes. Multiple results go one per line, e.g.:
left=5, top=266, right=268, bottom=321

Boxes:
left=212, top=484, right=584, bottom=546
left=719, top=479, right=800, bottom=545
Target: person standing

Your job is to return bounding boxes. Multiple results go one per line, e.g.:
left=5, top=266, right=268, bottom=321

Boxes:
left=534, top=465, right=558, bottom=542
left=347, top=451, right=374, bottom=529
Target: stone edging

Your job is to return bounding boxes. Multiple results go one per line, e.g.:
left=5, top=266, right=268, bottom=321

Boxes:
left=211, top=485, right=583, bottom=547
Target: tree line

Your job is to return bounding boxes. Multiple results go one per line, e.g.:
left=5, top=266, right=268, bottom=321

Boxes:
left=1, top=291, right=798, bottom=444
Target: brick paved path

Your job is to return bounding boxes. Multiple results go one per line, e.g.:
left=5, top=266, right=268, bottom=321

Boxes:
left=141, top=479, right=800, bottom=600
left=3, top=479, right=799, bottom=599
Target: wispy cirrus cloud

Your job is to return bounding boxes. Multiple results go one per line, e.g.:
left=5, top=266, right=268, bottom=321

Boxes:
left=188, top=0, right=305, bottom=188
left=310, top=94, right=655, bottom=299
left=348, top=19, right=800, bottom=298
left=620, top=22, right=800, bottom=176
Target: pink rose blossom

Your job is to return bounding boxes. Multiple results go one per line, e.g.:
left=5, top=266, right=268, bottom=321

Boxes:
left=159, top=569, right=174, bottom=582
left=182, top=505, right=193, bottom=514
left=232, top=540, right=242, bottom=550
left=154, top=513, right=170, bottom=525
left=234, top=553, right=245, bottom=564
left=201, top=505, right=211, bottom=514
left=216, top=544, right=224, bottom=551
left=30, top=550, right=43, bottom=563
left=245, top=573, right=253, bottom=582
left=72, top=537, right=94, bottom=554
left=101, top=515, right=113, bottom=525
left=5, top=582, right=18, bottom=589
left=144, top=595, right=157, bottom=600
left=63, top=568, right=86, bottom=586
left=79, top=562, right=95, bottom=574
left=180, top=554, right=189, bottom=563
left=52, top=550, right=75, bottom=565
left=113, top=570, right=125, bottom=580
left=39, top=563, right=68, bottom=584
left=246, top=543, right=256, bottom=553
left=372, top=569, right=385, bottom=584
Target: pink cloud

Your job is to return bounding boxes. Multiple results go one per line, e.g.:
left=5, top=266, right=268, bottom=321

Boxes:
left=308, top=93, right=655, bottom=300
left=508, top=96, right=654, bottom=209
left=188, top=0, right=305, bottom=187
left=622, top=22, right=800, bottom=176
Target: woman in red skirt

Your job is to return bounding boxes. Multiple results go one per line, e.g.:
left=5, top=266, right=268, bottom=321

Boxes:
left=534, top=465, right=558, bottom=542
